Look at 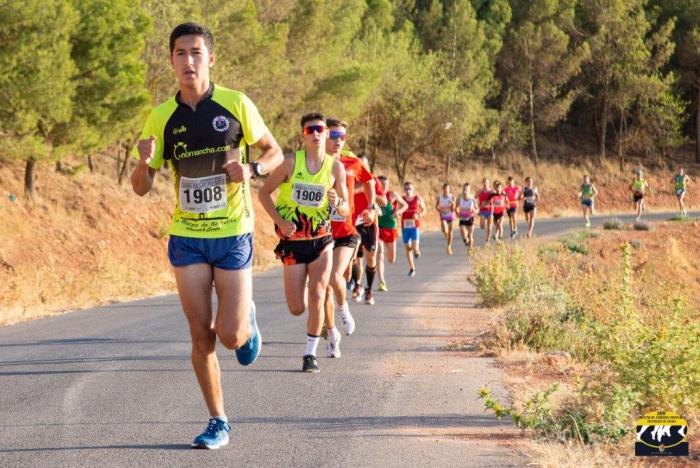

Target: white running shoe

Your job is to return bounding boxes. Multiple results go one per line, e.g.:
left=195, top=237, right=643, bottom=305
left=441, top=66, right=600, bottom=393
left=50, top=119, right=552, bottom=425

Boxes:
left=338, top=303, right=356, bottom=335
left=327, top=331, right=341, bottom=358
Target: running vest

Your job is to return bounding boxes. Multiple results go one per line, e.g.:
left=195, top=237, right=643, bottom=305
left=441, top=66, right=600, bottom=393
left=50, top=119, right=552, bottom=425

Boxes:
left=458, top=195, right=475, bottom=219
left=438, top=194, right=454, bottom=215
left=275, top=150, right=334, bottom=239
left=478, top=190, right=492, bottom=211
left=401, top=195, right=420, bottom=229
left=581, top=184, right=594, bottom=200
left=675, top=175, right=685, bottom=191
left=633, top=179, right=646, bottom=194
left=491, top=193, right=507, bottom=214
left=523, top=187, right=536, bottom=205
left=378, top=194, right=396, bottom=229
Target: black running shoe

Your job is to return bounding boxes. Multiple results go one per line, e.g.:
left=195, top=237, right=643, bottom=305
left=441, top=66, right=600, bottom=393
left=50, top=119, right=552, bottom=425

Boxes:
left=302, top=355, right=320, bottom=373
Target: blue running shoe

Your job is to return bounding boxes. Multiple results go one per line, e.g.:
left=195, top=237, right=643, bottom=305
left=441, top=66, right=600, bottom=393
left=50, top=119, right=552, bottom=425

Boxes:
left=191, top=418, right=230, bottom=449
left=235, top=300, right=261, bottom=366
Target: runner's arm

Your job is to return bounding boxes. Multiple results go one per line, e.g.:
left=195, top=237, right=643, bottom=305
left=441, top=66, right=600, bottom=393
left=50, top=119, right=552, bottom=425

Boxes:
left=417, top=196, right=428, bottom=216
left=592, top=185, right=599, bottom=198
left=394, top=193, right=408, bottom=217
left=252, top=131, right=284, bottom=176
left=131, top=136, right=157, bottom=196
left=331, top=160, right=350, bottom=217
left=258, top=154, right=294, bottom=228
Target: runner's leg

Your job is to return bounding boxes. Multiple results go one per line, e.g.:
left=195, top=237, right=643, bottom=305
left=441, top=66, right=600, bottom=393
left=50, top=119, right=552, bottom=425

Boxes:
left=175, top=264, right=222, bottom=417
left=283, top=263, right=309, bottom=316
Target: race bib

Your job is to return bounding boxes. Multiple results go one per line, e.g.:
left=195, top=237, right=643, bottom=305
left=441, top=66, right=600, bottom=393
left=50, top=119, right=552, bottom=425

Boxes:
left=293, top=182, right=325, bottom=207
left=403, top=218, right=416, bottom=229
left=179, top=174, right=227, bottom=214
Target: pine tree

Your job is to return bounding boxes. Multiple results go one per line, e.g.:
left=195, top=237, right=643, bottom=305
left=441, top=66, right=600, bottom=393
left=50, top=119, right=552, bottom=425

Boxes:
left=0, top=0, right=78, bottom=196
left=498, top=0, right=589, bottom=163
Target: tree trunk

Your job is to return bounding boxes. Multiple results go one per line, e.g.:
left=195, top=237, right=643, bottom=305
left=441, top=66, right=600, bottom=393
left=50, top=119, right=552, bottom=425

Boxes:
left=118, top=144, right=130, bottom=185
left=528, top=82, right=539, bottom=164
left=116, top=146, right=121, bottom=180
left=618, top=113, right=625, bottom=172
left=444, top=153, right=451, bottom=182
left=24, top=158, right=36, bottom=197
left=696, top=84, right=700, bottom=164
left=87, top=155, right=94, bottom=172
left=598, top=96, right=608, bottom=161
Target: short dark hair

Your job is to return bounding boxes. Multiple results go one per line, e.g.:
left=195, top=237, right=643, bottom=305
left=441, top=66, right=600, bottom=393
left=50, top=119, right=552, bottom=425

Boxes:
left=443, top=183, right=450, bottom=189
left=300, top=112, right=325, bottom=128
left=326, top=118, right=348, bottom=129
left=507, top=176, right=513, bottom=182
left=170, top=22, right=214, bottom=54
left=404, top=181, right=412, bottom=187
left=378, top=175, right=387, bottom=181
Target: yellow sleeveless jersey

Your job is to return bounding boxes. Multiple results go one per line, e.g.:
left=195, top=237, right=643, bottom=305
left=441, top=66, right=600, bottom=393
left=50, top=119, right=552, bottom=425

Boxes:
left=275, top=150, right=334, bottom=240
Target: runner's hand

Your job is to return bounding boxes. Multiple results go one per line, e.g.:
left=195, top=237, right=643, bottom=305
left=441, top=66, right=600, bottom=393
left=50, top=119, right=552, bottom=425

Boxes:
left=361, top=209, right=375, bottom=225
left=137, top=136, right=156, bottom=167
left=223, top=160, right=251, bottom=183
left=278, top=220, right=297, bottom=238
left=327, top=188, right=338, bottom=208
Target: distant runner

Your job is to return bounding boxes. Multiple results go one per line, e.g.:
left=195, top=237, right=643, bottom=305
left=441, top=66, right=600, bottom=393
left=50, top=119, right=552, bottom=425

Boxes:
left=401, top=181, right=426, bottom=277
left=436, top=183, right=456, bottom=254
left=579, top=175, right=599, bottom=228
left=630, top=169, right=649, bottom=221
left=457, top=182, right=477, bottom=254
left=376, top=175, right=408, bottom=291
left=259, top=113, right=349, bottom=373
left=672, top=166, right=690, bottom=216
left=130, top=23, right=283, bottom=449
left=522, top=177, right=540, bottom=238
left=490, top=181, right=507, bottom=241
left=503, top=176, right=521, bottom=238
left=477, top=178, right=494, bottom=242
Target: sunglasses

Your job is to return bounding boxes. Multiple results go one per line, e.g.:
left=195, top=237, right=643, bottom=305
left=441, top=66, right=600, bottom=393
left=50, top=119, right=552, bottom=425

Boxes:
left=328, top=130, right=346, bottom=141
left=303, top=125, right=326, bottom=135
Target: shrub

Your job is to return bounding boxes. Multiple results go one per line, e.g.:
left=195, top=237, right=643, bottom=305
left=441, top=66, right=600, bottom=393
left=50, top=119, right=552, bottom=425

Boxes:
left=603, top=218, right=625, bottom=230
left=633, top=220, right=652, bottom=231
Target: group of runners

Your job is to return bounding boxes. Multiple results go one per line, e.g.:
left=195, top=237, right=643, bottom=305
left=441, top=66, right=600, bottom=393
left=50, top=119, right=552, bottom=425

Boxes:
left=130, top=23, right=694, bottom=450
left=433, top=176, right=541, bottom=255
left=130, top=23, right=444, bottom=450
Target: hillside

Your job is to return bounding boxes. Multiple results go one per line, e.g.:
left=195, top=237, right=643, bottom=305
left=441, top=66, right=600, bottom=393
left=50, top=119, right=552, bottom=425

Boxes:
left=1, top=148, right=698, bottom=326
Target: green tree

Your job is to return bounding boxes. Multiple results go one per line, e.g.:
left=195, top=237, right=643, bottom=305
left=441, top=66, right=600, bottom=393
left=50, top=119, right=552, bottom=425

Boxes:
left=651, top=0, right=700, bottom=163
left=578, top=0, right=682, bottom=163
left=0, top=0, right=78, bottom=195
left=498, top=0, right=589, bottom=162
left=52, top=0, right=151, bottom=178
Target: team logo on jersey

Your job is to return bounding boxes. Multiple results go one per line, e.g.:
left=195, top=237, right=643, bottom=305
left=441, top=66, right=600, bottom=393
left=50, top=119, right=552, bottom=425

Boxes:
left=173, top=125, right=187, bottom=135
left=212, top=115, right=230, bottom=132
left=174, top=142, right=188, bottom=159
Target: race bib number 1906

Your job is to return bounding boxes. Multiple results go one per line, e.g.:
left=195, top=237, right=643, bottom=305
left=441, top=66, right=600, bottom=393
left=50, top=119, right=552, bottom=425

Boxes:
left=179, top=174, right=227, bottom=213
left=293, top=182, right=325, bottom=207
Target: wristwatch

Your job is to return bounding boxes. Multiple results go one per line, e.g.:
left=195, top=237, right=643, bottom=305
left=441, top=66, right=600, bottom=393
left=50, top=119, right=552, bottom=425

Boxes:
left=250, top=162, right=263, bottom=178
left=367, top=203, right=377, bottom=211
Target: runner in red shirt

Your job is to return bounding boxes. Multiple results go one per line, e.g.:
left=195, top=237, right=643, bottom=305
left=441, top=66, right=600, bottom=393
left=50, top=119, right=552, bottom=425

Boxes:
left=401, top=181, right=427, bottom=277
left=490, top=181, right=508, bottom=241
left=477, top=178, right=494, bottom=242
left=350, top=158, right=387, bottom=306
left=503, top=176, right=522, bottom=238
left=322, top=118, right=376, bottom=358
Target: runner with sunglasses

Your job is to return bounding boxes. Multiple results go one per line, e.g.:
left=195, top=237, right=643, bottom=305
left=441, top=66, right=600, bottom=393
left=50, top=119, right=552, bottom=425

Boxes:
left=321, top=118, right=376, bottom=358
left=376, top=175, right=408, bottom=291
left=401, top=181, right=426, bottom=277
left=259, top=113, right=349, bottom=372
left=351, top=155, right=387, bottom=306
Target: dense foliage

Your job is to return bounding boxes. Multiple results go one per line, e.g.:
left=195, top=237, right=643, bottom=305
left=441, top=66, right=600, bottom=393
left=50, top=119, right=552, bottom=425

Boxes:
left=1, top=0, right=699, bottom=194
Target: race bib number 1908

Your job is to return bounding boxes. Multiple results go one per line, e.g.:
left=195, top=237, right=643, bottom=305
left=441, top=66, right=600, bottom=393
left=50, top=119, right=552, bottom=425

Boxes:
left=179, top=174, right=227, bottom=213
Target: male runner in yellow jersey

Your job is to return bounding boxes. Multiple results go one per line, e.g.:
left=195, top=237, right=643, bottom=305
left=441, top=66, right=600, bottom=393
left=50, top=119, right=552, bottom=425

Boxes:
left=131, top=23, right=283, bottom=449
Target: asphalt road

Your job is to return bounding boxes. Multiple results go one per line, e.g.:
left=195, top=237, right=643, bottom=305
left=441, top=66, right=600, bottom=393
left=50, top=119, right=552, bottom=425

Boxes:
left=0, top=210, right=693, bottom=467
